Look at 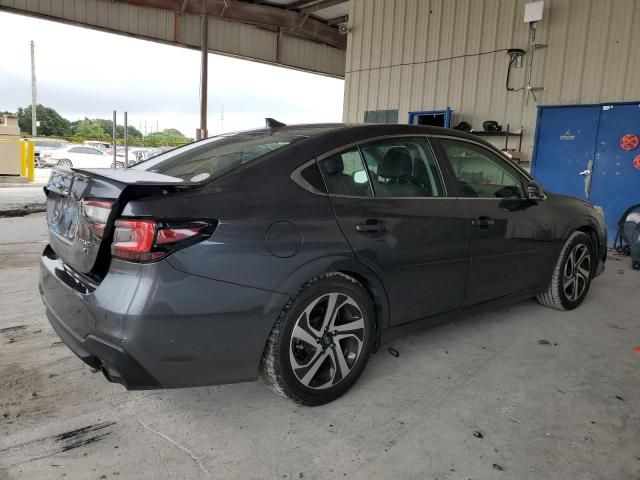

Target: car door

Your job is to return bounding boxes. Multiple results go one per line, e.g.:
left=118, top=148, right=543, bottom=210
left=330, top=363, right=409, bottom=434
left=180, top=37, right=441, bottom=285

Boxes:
left=318, top=136, right=469, bottom=327
left=77, top=147, right=105, bottom=168
left=65, top=147, right=84, bottom=166
left=433, top=136, right=557, bottom=306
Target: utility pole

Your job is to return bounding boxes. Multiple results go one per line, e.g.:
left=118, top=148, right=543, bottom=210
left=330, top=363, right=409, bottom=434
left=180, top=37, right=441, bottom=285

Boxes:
left=198, top=3, right=208, bottom=140
left=30, top=41, right=37, bottom=137
left=220, top=105, right=224, bottom=134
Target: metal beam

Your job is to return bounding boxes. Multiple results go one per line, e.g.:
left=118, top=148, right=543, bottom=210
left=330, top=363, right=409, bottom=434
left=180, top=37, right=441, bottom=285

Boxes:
left=299, top=0, right=346, bottom=15
left=123, top=0, right=346, bottom=48
left=284, top=0, right=317, bottom=9
left=327, top=14, right=347, bottom=26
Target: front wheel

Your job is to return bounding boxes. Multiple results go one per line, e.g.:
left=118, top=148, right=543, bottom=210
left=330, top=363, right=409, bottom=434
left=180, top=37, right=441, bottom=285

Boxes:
left=260, top=273, right=375, bottom=406
left=537, top=231, right=594, bottom=310
left=115, top=161, right=125, bottom=169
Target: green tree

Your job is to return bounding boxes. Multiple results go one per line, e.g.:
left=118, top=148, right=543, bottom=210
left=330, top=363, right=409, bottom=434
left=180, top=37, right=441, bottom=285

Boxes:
left=145, top=128, right=192, bottom=145
left=74, top=119, right=106, bottom=137
left=17, top=105, right=71, bottom=136
left=80, top=118, right=142, bottom=138
left=161, top=128, right=185, bottom=137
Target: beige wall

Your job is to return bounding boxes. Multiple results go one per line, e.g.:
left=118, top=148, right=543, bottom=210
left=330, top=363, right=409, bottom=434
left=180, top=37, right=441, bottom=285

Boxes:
left=0, top=115, right=21, bottom=176
left=343, top=0, right=640, bottom=161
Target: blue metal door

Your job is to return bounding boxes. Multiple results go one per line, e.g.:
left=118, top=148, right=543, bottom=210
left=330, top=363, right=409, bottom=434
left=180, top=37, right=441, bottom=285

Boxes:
left=532, top=106, right=601, bottom=199
left=589, top=103, right=640, bottom=241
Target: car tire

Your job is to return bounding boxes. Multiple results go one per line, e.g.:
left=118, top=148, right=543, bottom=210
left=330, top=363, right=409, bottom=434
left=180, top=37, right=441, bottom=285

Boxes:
left=57, top=159, right=72, bottom=168
left=115, top=161, right=125, bottom=169
left=260, top=273, right=375, bottom=406
left=537, top=231, right=594, bottom=311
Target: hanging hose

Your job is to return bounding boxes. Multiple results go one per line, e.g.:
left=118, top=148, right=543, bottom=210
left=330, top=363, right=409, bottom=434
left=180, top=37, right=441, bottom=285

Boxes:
left=614, top=204, right=640, bottom=255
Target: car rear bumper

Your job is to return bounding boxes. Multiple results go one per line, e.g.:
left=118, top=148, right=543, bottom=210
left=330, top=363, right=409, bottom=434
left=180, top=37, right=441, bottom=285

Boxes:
left=45, top=301, right=161, bottom=389
left=39, top=245, right=290, bottom=390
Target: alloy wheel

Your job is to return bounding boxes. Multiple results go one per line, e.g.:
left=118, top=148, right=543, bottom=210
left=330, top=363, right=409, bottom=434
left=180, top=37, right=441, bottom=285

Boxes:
left=289, top=292, right=366, bottom=390
left=563, top=243, right=591, bottom=301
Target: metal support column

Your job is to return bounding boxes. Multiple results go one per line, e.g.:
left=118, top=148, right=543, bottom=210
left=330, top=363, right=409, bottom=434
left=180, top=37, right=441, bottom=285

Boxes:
left=198, top=4, right=208, bottom=140
left=112, top=110, right=117, bottom=168
left=30, top=41, right=37, bottom=137
left=124, top=111, right=128, bottom=168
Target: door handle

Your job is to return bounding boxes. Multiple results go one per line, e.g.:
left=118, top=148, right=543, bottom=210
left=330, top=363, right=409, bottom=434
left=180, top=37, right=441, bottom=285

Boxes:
left=356, top=220, right=387, bottom=234
left=471, top=216, right=495, bottom=229
left=578, top=169, right=591, bottom=176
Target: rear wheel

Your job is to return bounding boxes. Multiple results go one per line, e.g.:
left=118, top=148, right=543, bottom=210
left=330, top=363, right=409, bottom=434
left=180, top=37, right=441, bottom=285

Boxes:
left=115, top=161, right=125, bottom=169
left=260, top=273, right=375, bottom=406
left=57, top=159, right=72, bottom=168
left=537, top=231, right=594, bottom=310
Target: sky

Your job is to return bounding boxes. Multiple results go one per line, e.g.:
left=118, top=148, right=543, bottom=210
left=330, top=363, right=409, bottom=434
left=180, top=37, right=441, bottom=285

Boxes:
left=0, top=11, right=344, bottom=138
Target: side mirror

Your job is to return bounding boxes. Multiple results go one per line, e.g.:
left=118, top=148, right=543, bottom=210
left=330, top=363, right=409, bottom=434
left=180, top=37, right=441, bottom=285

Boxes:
left=526, top=180, right=544, bottom=201
left=353, top=170, right=368, bottom=184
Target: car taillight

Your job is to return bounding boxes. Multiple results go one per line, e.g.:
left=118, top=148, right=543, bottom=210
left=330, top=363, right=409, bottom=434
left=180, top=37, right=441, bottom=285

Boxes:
left=81, top=199, right=113, bottom=238
left=111, top=219, right=213, bottom=262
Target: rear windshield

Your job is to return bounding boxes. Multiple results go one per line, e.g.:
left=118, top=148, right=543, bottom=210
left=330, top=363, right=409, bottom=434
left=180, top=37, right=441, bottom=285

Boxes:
left=133, top=129, right=322, bottom=182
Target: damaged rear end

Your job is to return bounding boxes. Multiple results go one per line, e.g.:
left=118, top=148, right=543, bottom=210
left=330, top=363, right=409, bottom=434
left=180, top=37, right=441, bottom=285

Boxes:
left=40, top=167, right=216, bottom=389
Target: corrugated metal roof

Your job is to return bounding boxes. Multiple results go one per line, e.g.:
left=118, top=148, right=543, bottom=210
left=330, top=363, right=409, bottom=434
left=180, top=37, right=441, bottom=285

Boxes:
left=261, top=0, right=349, bottom=22
left=0, top=0, right=348, bottom=77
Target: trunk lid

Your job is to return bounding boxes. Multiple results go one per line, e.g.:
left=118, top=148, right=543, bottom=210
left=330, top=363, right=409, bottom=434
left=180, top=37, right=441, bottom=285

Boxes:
left=45, top=167, right=189, bottom=277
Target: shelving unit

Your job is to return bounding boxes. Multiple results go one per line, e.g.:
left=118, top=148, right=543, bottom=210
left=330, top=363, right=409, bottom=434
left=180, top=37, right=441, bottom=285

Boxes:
left=470, top=124, right=524, bottom=152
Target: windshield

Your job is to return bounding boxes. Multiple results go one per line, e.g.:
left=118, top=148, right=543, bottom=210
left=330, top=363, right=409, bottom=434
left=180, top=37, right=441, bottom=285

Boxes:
left=133, top=128, right=326, bottom=182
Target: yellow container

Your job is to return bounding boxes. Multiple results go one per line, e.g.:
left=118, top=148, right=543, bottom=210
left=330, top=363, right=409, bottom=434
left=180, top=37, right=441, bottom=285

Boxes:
left=20, top=140, right=27, bottom=177
left=26, top=141, right=35, bottom=182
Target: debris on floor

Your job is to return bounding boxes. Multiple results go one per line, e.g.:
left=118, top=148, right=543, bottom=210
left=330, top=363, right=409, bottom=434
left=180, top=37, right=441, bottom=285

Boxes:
left=388, top=347, right=399, bottom=358
left=472, top=431, right=483, bottom=439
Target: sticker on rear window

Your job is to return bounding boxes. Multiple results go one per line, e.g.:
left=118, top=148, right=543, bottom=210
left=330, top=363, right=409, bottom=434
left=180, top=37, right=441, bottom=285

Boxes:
left=190, top=172, right=210, bottom=182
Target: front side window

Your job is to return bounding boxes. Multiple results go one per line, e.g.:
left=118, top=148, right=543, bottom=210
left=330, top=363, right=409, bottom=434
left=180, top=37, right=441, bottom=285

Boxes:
left=360, top=137, right=444, bottom=198
left=69, top=147, right=83, bottom=154
left=318, top=148, right=372, bottom=197
left=439, top=139, right=524, bottom=198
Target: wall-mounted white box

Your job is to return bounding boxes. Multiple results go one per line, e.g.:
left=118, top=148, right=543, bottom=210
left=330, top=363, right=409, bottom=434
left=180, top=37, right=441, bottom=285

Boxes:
left=524, top=1, right=544, bottom=23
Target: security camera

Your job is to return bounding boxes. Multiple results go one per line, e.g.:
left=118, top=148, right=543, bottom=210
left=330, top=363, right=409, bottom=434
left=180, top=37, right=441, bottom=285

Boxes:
left=338, top=24, right=349, bottom=35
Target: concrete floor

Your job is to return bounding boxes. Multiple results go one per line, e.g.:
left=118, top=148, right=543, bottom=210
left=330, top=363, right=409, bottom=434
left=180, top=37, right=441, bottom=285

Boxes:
left=0, top=168, right=49, bottom=214
left=1, top=213, right=638, bottom=480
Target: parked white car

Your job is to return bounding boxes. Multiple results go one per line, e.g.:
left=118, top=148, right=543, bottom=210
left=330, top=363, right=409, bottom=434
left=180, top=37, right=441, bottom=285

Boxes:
left=42, top=145, right=123, bottom=169
left=83, top=140, right=111, bottom=150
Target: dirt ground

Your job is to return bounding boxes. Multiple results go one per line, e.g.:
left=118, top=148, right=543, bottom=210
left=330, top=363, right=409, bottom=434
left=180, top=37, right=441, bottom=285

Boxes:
left=1, top=213, right=639, bottom=480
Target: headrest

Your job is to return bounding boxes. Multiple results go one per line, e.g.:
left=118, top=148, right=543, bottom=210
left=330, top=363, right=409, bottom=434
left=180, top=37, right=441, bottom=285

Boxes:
left=324, top=155, right=344, bottom=176
left=378, top=147, right=412, bottom=179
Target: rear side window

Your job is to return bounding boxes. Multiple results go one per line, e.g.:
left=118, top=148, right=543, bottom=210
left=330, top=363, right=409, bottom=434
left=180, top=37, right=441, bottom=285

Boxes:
left=318, top=148, right=372, bottom=197
left=360, top=137, right=444, bottom=198
left=298, top=163, right=327, bottom=193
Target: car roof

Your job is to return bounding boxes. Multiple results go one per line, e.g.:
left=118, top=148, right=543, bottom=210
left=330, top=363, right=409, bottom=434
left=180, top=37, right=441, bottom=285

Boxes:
left=249, top=122, right=493, bottom=145
left=32, top=137, right=68, bottom=142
